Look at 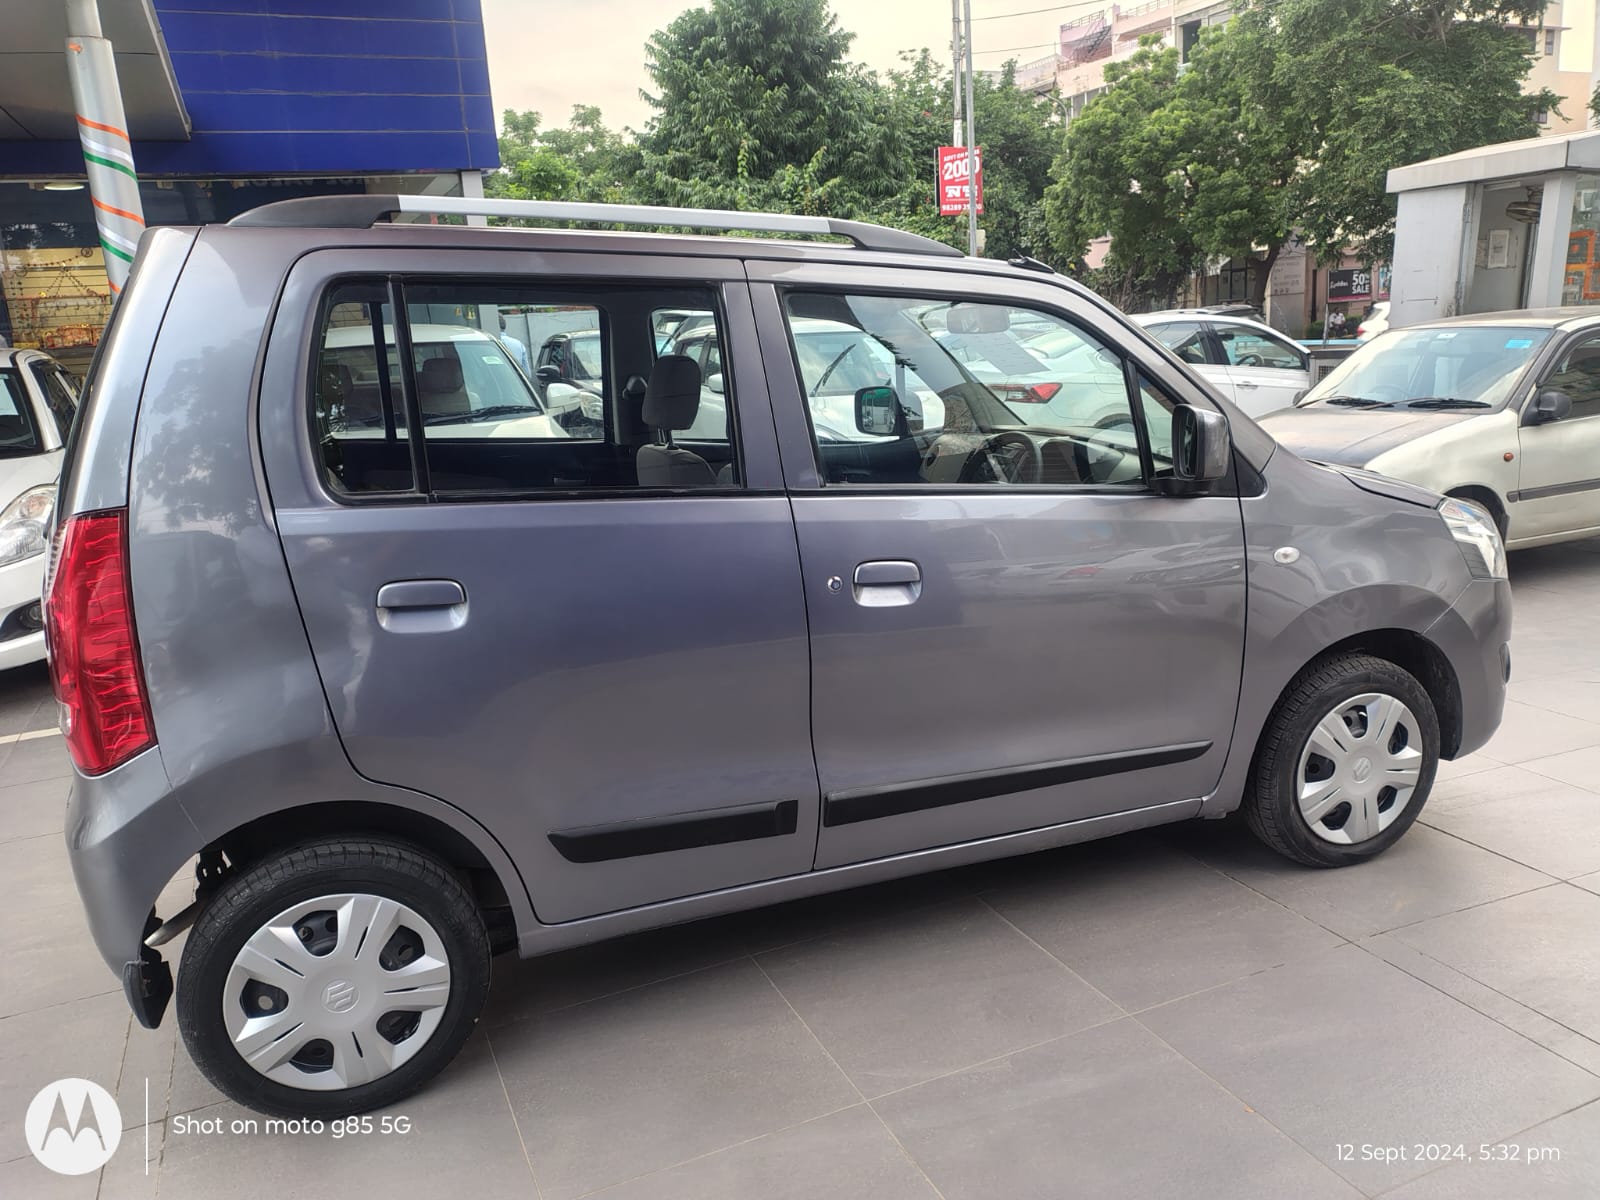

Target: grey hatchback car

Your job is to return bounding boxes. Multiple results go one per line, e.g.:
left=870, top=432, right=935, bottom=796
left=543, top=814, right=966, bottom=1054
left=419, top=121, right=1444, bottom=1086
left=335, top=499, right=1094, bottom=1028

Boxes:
left=53, top=196, right=1511, bottom=1118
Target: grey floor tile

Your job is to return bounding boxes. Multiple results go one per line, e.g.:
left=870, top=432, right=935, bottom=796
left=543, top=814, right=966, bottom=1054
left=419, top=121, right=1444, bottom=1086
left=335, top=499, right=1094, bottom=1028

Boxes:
left=587, top=1105, right=939, bottom=1200
left=1509, top=672, right=1600, bottom=724
left=0, top=774, right=72, bottom=843
left=727, top=870, right=972, bottom=955
left=1523, top=744, right=1600, bottom=792
left=1391, top=884, right=1600, bottom=1043
left=757, top=897, right=1120, bottom=1098
left=1381, top=1099, right=1600, bottom=1199
left=1479, top=700, right=1600, bottom=765
left=1422, top=779, right=1600, bottom=878
left=0, top=1155, right=101, bottom=1199
left=493, top=958, right=858, bottom=1200
left=156, top=1033, right=533, bottom=1200
left=1428, top=761, right=1596, bottom=815
left=0, top=991, right=129, bottom=1164
left=1574, top=871, right=1600, bottom=897
left=1171, top=821, right=1553, bottom=939
left=874, top=1017, right=1360, bottom=1200
left=0, top=833, right=124, bottom=1017
left=484, top=916, right=750, bottom=1028
left=984, top=840, right=1344, bottom=1010
left=1139, top=944, right=1600, bottom=1192
left=0, top=733, right=73, bottom=785
left=1433, top=751, right=1507, bottom=784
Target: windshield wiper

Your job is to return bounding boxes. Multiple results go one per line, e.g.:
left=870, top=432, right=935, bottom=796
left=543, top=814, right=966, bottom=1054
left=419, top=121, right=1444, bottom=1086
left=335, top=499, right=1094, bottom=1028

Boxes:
left=425, top=404, right=544, bottom=426
left=1316, top=395, right=1394, bottom=408
left=1404, top=397, right=1492, bottom=410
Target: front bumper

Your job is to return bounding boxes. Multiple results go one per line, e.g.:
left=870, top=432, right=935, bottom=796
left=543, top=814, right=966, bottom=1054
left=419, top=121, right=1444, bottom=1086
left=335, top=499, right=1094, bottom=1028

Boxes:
left=64, top=743, right=195, bottom=1028
left=0, top=550, right=47, bottom=670
left=1425, top=576, right=1514, bottom=759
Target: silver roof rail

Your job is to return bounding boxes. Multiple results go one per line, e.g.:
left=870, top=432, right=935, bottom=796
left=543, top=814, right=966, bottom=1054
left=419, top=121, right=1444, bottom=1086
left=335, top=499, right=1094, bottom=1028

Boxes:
left=229, top=194, right=965, bottom=258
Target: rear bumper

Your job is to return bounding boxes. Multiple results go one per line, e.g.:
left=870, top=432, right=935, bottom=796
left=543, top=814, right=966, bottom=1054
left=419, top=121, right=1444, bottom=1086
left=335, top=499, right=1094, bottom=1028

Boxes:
left=1425, top=576, right=1513, bottom=759
left=64, top=743, right=193, bottom=1027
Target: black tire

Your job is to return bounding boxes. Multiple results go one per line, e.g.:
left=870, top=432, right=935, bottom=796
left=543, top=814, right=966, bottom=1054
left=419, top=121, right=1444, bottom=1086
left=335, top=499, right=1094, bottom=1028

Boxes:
left=177, top=838, right=490, bottom=1117
left=1244, top=654, right=1439, bottom=867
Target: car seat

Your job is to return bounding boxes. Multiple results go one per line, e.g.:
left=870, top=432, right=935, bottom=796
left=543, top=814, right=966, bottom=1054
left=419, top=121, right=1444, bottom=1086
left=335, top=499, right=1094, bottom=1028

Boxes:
left=636, top=355, right=718, bottom=486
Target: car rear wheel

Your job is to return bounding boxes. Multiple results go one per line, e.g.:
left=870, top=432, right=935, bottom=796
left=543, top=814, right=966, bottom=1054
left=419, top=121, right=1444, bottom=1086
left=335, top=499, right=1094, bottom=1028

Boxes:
left=177, top=839, right=490, bottom=1117
left=1244, top=654, right=1439, bottom=867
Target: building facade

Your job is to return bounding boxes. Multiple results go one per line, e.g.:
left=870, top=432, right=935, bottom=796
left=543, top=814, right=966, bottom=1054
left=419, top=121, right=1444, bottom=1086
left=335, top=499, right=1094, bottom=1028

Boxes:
left=1, top=0, right=497, bottom=371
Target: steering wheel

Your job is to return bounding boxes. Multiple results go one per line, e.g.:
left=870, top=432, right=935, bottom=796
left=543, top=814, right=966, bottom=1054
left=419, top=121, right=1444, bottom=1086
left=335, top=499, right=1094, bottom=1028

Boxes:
left=1234, top=353, right=1263, bottom=367
left=962, top=431, right=1042, bottom=484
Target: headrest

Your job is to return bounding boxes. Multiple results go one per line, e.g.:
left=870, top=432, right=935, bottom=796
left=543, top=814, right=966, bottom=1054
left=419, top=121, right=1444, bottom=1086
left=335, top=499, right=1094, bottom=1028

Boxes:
left=419, top=356, right=464, bottom=393
left=642, top=354, right=702, bottom=431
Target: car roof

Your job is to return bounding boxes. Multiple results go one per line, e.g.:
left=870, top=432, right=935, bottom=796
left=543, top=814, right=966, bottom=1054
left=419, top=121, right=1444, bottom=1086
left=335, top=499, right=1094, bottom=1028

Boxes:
left=323, top=323, right=496, bottom=348
left=1133, top=311, right=1287, bottom=335
left=1401, top=308, right=1600, bottom=332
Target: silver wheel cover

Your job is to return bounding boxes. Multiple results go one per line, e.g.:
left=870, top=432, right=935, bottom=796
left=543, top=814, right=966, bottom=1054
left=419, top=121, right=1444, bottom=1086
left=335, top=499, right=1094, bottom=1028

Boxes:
left=1295, top=692, right=1425, bottom=845
left=222, top=893, right=452, bottom=1091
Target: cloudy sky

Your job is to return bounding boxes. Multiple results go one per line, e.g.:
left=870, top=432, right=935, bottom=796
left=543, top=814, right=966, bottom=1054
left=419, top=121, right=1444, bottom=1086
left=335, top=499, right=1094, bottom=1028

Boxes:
left=480, top=0, right=1078, bottom=134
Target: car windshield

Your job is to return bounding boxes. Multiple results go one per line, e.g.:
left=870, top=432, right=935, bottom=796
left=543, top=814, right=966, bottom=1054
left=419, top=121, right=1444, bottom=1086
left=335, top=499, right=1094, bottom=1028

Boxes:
left=0, top=369, right=43, bottom=457
left=569, top=333, right=603, bottom=379
left=1300, top=325, right=1552, bottom=411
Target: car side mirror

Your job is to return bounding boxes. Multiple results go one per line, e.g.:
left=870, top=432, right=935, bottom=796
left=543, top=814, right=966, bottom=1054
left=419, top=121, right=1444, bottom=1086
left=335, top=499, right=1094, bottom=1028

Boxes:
left=535, top=364, right=561, bottom=384
left=855, top=386, right=902, bottom=436
left=1524, top=389, right=1572, bottom=426
left=706, top=372, right=725, bottom=395
left=1172, top=404, right=1231, bottom=483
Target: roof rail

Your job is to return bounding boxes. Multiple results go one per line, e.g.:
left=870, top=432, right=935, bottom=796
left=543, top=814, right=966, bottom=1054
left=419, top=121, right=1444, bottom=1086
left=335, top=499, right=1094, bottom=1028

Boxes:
left=228, top=195, right=965, bottom=258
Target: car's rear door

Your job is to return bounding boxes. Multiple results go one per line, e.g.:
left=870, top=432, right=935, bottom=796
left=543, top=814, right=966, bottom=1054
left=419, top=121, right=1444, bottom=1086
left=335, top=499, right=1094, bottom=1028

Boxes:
left=748, top=264, right=1247, bottom=869
left=1514, top=327, right=1600, bottom=540
left=259, top=248, right=817, bottom=923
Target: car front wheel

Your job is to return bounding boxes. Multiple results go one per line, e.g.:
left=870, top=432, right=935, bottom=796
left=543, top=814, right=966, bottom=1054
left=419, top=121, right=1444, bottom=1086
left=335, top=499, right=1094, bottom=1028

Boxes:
left=1244, top=654, right=1439, bottom=867
left=176, top=838, right=490, bottom=1117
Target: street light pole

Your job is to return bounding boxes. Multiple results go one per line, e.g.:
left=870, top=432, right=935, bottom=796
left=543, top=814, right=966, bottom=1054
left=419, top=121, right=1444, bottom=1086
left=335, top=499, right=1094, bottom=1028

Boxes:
left=951, top=0, right=963, bottom=148
left=962, top=0, right=978, bottom=257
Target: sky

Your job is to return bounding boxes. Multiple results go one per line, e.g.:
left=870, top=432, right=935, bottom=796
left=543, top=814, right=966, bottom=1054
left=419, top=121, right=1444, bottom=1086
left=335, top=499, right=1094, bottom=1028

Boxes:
left=479, top=0, right=1086, bottom=134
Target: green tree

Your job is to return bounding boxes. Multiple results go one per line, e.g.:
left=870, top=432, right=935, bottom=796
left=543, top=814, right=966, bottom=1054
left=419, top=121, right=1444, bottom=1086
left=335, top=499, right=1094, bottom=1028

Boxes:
left=486, top=106, right=641, bottom=205
left=1043, top=42, right=1203, bottom=310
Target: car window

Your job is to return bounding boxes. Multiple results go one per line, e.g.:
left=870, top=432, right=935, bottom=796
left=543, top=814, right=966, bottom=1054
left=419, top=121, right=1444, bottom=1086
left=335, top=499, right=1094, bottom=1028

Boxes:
left=781, top=291, right=1148, bottom=488
left=0, top=369, right=43, bottom=456
left=1148, top=321, right=1213, bottom=366
left=1543, top=332, right=1600, bottom=420
left=313, top=280, right=740, bottom=497
left=27, top=362, right=78, bottom=440
left=1215, top=325, right=1305, bottom=371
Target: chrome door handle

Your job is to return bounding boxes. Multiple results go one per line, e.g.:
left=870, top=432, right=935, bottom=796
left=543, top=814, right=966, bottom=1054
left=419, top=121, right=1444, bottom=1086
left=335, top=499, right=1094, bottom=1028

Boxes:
left=375, top=579, right=467, bottom=633
left=377, top=580, right=465, bottom=609
left=852, top=560, right=921, bottom=606
left=1236, top=379, right=1260, bottom=389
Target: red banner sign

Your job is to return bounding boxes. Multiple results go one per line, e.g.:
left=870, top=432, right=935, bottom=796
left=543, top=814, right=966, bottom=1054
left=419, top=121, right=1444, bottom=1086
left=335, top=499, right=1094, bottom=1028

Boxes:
left=937, top=145, right=984, bottom=216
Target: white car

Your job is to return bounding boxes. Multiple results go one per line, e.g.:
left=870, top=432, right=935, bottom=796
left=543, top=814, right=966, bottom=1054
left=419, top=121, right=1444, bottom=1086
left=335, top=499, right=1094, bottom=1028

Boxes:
left=1133, top=312, right=1311, bottom=417
left=321, top=324, right=567, bottom=440
left=0, top=348, right=79, bottom=669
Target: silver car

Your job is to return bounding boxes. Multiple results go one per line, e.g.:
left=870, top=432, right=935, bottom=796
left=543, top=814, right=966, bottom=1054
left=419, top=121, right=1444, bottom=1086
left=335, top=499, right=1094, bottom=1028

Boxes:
left=1261, top=309, right=1600, bottom=548
left=55, top=196, right=1510, bottom=1119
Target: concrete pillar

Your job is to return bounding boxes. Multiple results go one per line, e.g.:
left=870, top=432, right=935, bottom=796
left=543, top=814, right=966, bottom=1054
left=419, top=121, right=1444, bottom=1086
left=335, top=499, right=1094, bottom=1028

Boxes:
left=64, top=0, right=145, bottom=296
left=1526, top=173, right=1577, bottom=307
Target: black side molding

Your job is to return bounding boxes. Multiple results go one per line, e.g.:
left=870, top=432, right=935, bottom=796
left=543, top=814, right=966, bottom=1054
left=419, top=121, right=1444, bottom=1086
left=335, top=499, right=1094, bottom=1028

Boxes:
left=823, top=742, right=1212, bottom=828
left=1507, top=475, right=1600, bottom=504
left=550, top=799, right=799, bottom=864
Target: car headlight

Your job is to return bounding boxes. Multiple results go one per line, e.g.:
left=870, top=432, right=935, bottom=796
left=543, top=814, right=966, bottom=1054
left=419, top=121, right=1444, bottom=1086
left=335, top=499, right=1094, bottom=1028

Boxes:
left=0, top=485, right=56, bottom=570
left=1438, top=497, right=1506, bottom=581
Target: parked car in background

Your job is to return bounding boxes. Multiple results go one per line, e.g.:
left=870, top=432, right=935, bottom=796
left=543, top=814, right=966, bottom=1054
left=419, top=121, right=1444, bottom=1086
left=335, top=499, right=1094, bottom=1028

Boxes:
left=1262, top=309, right=1600, bottom=547
left=1133, top=312, right=1311, bottom=417
left=1358, top=301, right=1392, bottom=341
left=59, top=195, right=1510, bottom=1121
left=0, top=348, right=77, bottom=669
left=532, top=328, right=606, bottom=436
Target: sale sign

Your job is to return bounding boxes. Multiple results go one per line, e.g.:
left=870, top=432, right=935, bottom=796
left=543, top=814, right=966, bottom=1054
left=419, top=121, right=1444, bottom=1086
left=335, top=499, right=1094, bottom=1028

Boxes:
left=937, top=145, right=984, bottom=216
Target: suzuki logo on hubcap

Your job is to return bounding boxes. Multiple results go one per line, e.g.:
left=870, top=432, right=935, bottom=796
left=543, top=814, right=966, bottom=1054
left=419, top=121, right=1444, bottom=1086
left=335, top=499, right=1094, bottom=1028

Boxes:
left=322, top=980, right=359, bottom=1014
left=1351, top=757, right=1373, bottom=784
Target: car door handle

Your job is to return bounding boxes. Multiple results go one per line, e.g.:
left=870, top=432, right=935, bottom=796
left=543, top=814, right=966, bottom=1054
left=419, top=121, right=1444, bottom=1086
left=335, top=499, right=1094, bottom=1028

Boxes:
left=852, top=560, right=921, bottom=606
left=1235, top=379, right=1260, bottom=388
left=376, top=580, right=468, bottom=633
left=377, top=580, right=466, bottom=609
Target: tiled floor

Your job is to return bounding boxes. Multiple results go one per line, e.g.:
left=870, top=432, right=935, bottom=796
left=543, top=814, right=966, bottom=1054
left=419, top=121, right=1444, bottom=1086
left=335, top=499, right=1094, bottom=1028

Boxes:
left=5, top=540, right=1600, bottom=1198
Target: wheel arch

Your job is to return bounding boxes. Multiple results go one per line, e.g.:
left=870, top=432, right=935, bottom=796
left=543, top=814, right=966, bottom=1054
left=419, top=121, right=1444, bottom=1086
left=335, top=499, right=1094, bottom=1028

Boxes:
left=1444, top=484, right=1509, bottom=538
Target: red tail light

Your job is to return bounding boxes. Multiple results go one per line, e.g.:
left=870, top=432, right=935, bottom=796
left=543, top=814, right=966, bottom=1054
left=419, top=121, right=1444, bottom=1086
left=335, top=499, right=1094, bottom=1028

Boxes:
left=1000, top=381, right=1062, bottom=403
left=45, top=510, right=155, bottom=775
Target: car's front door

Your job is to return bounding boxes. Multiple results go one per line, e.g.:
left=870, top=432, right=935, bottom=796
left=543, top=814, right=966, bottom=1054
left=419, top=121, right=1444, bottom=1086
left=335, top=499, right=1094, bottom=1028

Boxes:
left=261, top=252, right=818, bottom=923
left=749, top=268, right=1248, bottom=868
left=1210, top=324, right=1309, bottom=417
left=1514, top=329, right=1600, bottom=540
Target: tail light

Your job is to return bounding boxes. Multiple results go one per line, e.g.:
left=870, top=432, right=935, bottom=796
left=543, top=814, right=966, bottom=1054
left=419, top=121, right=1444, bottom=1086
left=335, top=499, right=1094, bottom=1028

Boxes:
left=999, top=381, right=1062, bottom=404
left=44, top=510, right=155, bottom=775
